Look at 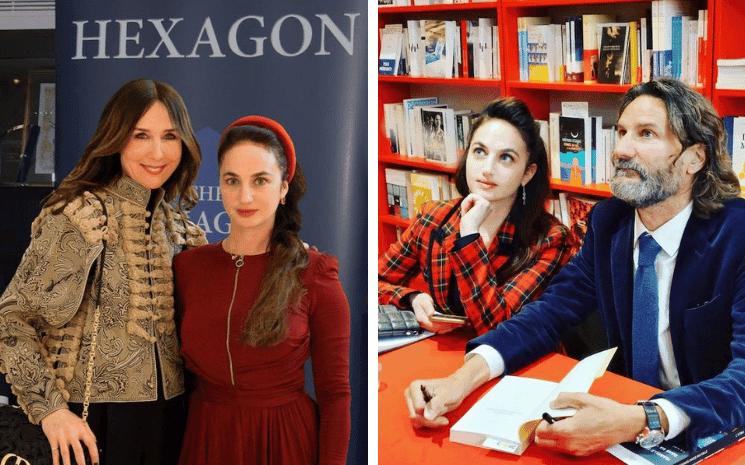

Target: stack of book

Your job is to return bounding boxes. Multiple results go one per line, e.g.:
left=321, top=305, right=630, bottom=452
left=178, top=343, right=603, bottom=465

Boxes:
left=378, top=18, right=499, bottom=80
left=549, top=101, right=617, bottom=187
left=384, top=167, right=458, bottom=220
left=517, top=2, right=707, bottom=86
left=549, top=192, right=598, bottom=240
left=716, top=59, right=745, bottom=90
left=383, top=97, right=474, bottom=164
left=378, top=20, right=462, bottom=78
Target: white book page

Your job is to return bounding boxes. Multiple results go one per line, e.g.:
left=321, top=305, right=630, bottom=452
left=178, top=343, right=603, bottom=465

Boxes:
left=534, top=347, right=617, bottom=419
left=451, top=375, right=557, bottom=443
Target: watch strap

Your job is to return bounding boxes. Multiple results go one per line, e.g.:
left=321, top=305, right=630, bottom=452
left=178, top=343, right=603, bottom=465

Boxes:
left=638, top=401, right=663, bottom=431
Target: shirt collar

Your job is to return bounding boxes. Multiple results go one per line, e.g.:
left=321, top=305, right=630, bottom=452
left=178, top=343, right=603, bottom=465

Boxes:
left=633, top=202, right=693, bottom=257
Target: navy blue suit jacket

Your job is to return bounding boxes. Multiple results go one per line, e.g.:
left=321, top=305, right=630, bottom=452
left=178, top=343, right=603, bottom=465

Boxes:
left=467, top=197, right=745, bottom=444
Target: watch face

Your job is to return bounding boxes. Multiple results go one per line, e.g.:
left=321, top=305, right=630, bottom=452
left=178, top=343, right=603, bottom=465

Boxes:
left=639, top=429, right=665, bottom=449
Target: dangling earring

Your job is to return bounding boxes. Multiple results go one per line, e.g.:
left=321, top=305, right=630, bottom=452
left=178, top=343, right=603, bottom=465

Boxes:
left=280, top=197, right=286, bottom=205
left=522, top=185, right=527, bottom=206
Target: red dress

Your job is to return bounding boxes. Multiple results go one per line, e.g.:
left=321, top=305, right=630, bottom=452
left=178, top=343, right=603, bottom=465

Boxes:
left=174, top=243, right=351, bottom=465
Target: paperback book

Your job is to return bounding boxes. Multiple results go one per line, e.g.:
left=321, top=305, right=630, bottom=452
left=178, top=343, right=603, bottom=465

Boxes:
left=559, top=115, right=591, bottom=185
left=450, top=348, right=617, bottom=456
left=608, top=427, right=745, bottom=465
left=597, top=23, right=630, bottom=84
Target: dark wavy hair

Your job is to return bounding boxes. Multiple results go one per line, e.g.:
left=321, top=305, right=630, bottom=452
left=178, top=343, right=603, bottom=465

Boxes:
left=217, top=125, right=309, bottom=347
left=453, top=97, right=562, bottom=282
left=46, top=79, right=201, bottom=212
left=619, top=78, right=740, bottom=217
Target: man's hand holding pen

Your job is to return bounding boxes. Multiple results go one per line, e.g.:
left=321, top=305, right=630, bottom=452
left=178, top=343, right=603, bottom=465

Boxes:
left=534, top=392, right=656, bottom=456
left=404, top=354, right=492, bottom=429
left=404, top=378, right=467, bottom=428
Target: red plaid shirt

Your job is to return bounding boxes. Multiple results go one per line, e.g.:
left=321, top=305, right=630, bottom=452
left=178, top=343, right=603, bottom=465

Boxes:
left=378, top=198, right=578, bottom=335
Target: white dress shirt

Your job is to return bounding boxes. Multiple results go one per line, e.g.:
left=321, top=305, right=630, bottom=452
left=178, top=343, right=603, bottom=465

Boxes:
left=467, top=203, right=694, bottom=440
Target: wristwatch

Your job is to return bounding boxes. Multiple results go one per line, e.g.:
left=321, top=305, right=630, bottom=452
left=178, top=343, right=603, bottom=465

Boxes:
left=636, top=401, right=665, bottom=449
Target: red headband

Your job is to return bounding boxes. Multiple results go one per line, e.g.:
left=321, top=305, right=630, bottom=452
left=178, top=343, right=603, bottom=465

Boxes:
left=220, top=115, right=296, bottom=181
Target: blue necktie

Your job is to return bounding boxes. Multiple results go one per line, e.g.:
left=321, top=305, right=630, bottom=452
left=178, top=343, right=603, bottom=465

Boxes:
left=632, top=232, right=662, bottom=387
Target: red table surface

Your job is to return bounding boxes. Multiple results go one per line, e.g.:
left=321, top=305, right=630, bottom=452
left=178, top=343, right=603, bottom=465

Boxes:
left=378, top=331, right=745, bottom=464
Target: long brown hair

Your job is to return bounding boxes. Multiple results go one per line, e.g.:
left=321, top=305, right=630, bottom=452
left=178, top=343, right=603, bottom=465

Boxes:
left=619, top=78, right=740, bottom=217
left=218, top=125, right=309, bottom=347
left=453, top=97, right=563, bottom=282
left=46, top=78, right=201, bottom=211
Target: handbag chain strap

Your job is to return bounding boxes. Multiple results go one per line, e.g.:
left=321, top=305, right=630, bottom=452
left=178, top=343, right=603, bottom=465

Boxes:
left=81, top=195, right=107, bottom=423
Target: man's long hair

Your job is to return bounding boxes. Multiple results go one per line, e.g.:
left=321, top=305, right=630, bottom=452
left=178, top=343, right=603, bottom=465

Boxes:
left=619, top=78, right=740, bottom=217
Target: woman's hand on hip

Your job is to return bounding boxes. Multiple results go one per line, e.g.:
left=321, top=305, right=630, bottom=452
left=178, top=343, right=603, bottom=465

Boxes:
left=41, top=408, right=99, bottom=465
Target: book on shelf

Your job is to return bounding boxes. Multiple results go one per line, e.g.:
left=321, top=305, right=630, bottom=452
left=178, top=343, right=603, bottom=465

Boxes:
left=607, top=427, right=745, bottom=465
left=382, top=103, right=400, bottom=153
left=653, top=0, right=693, bottom=79
left=628, top=21, right=640, bottom=85
left=379, top=25, right=404, bottom=75
left=406, top=20, right=424, bottom=78
left=565, top=17, right=584, bottom=83
left=559, top=115, right=592, bottom=186
left=450, top=348, right=617, bottom=456
left=466, top=20, right=477, bottom=78
left=582, top=14, right=615, bottom=83
left=478, top=17, right=495, bottom=79
left=403, top=97, right=440, bottom=158
left=716, top=59, right=745, bottom=90
left=492, top=24, right=500, bottom=79
left=408, top=171, right=452, bottom=218
left=454, top=110, right=474, bottom=159
left=559, top=192, right=599, bottom=238
left=421, top=107, right=458, bottom=164
left=518, top=16, right=550, bottom=81
left=724, top=116, right=745, bottom=194
left=548, top=112, right=561, bottom=180
left=385, top=168, right=413, bottom=219
left=527, top=23, right=562, bottom=83
left=422, top=19, right=457, bottom=78
left=696, top=9, right=707, bottom=86
left=597, top=23, right=630, bottom=84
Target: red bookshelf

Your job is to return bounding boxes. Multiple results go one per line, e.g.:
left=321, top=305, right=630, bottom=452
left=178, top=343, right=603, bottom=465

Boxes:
left=378, top=0, right=719, bottom=255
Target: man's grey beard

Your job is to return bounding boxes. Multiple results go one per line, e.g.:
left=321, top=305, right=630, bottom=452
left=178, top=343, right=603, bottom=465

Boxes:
left=610, top=158, right=682, bottom=208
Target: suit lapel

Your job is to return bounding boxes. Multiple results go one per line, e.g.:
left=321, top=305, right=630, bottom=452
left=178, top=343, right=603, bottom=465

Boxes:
left=611, top=212, right=635, bottom=368
left=668, top=215, right=708, bottom=382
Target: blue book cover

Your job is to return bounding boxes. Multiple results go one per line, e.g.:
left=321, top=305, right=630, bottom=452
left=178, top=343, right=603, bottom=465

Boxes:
left=724, top=116, right=735, bottom=158
left=671, top=16, right=682, bottom=79
left=609, top=427, right=745, bottom=465
left=559, top=116, right=587, bottom=184
left=520, top=27, right=528, bottom=81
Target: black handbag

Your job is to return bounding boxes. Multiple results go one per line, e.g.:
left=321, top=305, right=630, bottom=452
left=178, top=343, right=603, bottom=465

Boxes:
left=378, top=304, right=422, bottom=338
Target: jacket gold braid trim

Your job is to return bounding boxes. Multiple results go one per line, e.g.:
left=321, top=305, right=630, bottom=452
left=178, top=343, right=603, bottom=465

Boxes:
left=0, top=176, right=207, bottom=424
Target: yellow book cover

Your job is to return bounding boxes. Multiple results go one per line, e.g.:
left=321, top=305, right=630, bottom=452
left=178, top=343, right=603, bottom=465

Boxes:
left=628, top=21, right=639, bottom=84
left=408, top=172, right=436, bottom=218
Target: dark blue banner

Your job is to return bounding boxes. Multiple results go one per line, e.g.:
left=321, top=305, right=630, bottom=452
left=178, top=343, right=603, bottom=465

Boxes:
left=56, top=2, right=367, bottom=462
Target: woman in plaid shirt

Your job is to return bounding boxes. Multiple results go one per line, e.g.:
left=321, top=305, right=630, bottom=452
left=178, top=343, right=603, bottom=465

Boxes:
left=379, top=98, right=579, bottom=335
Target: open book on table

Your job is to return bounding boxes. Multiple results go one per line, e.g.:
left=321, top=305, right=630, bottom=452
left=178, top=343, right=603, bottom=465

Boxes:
left=450, top=347, right=617, bottom=455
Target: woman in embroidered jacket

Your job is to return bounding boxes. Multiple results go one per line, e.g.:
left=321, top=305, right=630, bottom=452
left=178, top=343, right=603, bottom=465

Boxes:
left=378, top=98, right=579, bottom=335
left=0, top=79, right=206, bottom=465
left=174, top=116, right=351, bottom=464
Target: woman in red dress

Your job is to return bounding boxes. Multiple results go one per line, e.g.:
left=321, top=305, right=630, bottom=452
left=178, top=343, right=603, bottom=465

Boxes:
left=174, top=116, right=351, bottom=465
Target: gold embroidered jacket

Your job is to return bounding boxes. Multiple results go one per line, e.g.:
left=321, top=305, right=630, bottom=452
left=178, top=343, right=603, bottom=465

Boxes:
left=0, top=177, right=206, bottom=424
